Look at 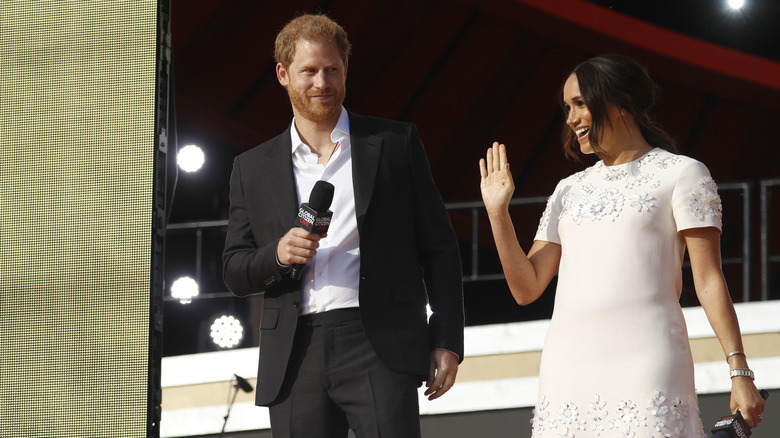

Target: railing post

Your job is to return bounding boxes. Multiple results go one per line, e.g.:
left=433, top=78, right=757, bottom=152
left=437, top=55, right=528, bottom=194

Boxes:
left=471, top=207, right=479, bottom=281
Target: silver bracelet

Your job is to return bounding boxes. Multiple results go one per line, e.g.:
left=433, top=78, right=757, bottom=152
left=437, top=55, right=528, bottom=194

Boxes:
left=726, top=350, right=745, bottom=362
left=729, top=368, right=754, bottom=380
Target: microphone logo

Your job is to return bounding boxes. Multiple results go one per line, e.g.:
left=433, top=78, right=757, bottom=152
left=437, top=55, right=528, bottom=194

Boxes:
left=297, top=207, right=316, bottom=228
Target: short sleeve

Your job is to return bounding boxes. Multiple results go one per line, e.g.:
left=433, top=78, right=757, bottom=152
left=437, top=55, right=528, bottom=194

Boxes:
left=672, top=160, right=723, bottom=232
left=534, top=179, right=567, bottom=244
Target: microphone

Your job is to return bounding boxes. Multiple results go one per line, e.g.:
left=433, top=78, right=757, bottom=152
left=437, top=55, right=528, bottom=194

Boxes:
left=289, top=180, right=334, bottom=280
left=711, top=389, right=769, bottom=438
left=234, top=374, right=253, bottom=393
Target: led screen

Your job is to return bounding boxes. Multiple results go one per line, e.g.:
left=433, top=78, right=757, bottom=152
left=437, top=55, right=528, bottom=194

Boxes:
left=0, top=2, right=159, bottom=436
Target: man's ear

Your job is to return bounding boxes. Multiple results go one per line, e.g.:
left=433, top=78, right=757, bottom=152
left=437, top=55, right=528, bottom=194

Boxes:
left=276, top=62, right=288, bottom=87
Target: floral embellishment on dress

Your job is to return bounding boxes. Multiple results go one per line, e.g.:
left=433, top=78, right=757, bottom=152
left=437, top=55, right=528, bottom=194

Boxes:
left=537, top=196, right=554, bottom=233
left=636, top=150, right=657, bottom=167
left=557, top=402, right=579, bottom=425
left=588, top=394, right=608, bottom=436
left=647, top=390, right=669, bottom=432
left=689, top=176, right=722, bottom=222
left=538, top=391, right=702, bottom=437
left=603, top=168, right=628, bottom=182
left=615, top=400, right=647, bottom=428
left=581, top=182, right=596, bottom=194
left=532, top=395, right=551, bottom=432
left=624, top=174, right=645, bottom=189
left=671, top=398, right=689, bottom=421
left=572, top=203, right=587, bottom=225
left=630, top=193, right=654, bottom=212
left=574, top=168, right=590, bottom=183
left=653, top=153, right=681, bottom=169
left=588, top=188, right=624, bottom=221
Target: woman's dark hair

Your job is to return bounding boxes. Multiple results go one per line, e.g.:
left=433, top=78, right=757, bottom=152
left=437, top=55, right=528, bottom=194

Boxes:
left=559, top=54, right=678, bottom=161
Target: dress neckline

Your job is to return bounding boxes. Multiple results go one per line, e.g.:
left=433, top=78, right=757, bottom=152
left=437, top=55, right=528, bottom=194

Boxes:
left=601, top=147, right=659, bottom=168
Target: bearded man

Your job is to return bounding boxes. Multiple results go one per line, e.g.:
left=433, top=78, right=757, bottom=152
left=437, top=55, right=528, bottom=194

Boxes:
left=222, top=14, right=464, bottom=438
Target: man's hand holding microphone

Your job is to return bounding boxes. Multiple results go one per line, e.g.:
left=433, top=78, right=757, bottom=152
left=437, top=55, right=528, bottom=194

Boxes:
left=276, top=180, right=334, bottom=278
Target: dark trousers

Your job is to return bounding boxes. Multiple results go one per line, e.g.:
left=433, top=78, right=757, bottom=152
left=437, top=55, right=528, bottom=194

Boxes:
left=268, top=308, right=422, bottom=438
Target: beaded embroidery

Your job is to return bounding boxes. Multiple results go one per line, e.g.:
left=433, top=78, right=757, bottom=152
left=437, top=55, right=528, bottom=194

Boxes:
left=689, top=176, right=723, bottom=223
left=535, top=150, right=721, bottom=229
left=531, top=390, right=706, bottom=438
left=537, top=197, right=553, bottom=234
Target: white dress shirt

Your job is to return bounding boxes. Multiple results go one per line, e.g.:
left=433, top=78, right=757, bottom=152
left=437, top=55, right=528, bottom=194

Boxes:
left=290, top=107, right=360, bottom=315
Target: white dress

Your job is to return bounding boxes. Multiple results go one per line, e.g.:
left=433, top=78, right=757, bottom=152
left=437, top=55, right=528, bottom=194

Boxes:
left=531, top=148, right=722, bottom=438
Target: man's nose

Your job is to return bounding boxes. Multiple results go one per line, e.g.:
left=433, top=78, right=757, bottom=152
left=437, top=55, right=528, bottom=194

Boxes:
left=314, top=71, right=327, bottom=88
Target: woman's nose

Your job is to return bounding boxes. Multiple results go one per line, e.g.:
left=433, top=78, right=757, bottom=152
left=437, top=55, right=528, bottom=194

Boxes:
left=566, top=109, right=577, bottom=126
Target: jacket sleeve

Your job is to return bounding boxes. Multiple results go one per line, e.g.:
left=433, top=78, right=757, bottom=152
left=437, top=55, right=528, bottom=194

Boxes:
left=407, top=124, right=465, bottom=361
left=222, top=156, right=286, bottom=296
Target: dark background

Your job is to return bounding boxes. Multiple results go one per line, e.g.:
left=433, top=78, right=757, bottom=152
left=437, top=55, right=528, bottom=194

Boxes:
left=163, top=0, right=780, bottom=356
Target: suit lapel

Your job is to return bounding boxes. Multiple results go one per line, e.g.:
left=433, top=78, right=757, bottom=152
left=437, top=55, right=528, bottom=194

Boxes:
left=349, top=112, right=382, bottom=233
left=261, top=127, right=298, bottom=231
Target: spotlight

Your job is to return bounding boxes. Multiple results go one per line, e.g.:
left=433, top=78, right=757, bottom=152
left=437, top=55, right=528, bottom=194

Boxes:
left=210, top=315, right=244, bottom=349
left=727, top=0, right=744, bottom=9
left=177, top=144, right=205, bottom=173
left=171, top=276, right=199, bottom=304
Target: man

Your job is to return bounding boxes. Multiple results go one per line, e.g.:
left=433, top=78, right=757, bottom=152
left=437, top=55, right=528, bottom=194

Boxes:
left=222, top=14, right=464, bottom=438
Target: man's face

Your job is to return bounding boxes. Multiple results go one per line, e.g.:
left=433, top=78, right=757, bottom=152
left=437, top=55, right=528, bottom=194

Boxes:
left=277, top=39, right=347, bottom=124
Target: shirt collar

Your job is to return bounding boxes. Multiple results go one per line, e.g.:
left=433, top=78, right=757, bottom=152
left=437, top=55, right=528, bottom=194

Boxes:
left=290, top=106, right=350, bottom=155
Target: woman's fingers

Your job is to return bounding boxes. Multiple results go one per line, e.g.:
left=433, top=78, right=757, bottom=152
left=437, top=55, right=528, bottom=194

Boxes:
left=483, top=142, right=508, bottom=178
left=492, top=142, right=501, bottom=173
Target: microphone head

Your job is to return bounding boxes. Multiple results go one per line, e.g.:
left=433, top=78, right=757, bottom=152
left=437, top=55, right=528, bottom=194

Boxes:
left=234, top=374, right=254, bottom=393
left=308, top=180, right=334, bottom=212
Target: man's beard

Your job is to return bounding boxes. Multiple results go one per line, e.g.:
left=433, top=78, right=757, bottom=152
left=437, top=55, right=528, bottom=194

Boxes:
left=287, top=85, right=345, bottom=123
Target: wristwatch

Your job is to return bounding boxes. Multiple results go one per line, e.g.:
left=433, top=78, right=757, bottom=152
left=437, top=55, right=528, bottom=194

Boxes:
left=729, top=368, right=755, bottom=380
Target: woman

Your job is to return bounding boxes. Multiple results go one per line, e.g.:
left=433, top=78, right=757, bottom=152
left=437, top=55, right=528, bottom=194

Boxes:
left=479, top=54, right=765, bottom=437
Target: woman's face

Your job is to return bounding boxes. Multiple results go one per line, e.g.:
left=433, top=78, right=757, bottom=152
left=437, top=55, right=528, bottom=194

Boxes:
left=562, top=74, right=595, bottom=155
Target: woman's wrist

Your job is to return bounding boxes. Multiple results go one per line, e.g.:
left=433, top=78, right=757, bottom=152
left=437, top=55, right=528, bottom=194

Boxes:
left=726, top=350, right=749, bottom=369
left=729, top=368, right=755, bottom=380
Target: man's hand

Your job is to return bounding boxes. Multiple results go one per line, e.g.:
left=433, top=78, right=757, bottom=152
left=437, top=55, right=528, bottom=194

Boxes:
left=276, top=227, right=324, bottom=266
left=424, top=349, right=459, bottom=401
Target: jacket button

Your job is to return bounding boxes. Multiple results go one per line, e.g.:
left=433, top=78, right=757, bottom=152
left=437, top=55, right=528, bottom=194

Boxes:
left=293, top=300, right=299, bottom=308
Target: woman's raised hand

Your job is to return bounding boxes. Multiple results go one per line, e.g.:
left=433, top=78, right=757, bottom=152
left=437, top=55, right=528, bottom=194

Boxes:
left=479, top=142, right=515, bottom=214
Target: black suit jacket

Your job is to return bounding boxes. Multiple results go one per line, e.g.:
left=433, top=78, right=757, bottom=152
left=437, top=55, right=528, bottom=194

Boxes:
left=222, top=112, right=464, bottom=406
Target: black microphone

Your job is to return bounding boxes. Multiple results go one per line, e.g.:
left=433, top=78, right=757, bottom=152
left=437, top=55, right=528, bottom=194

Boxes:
left=711, top=389, right=769, bottom=438
left=234, top=374, right=253, bottom=393
left=289, top=180, right=334, bottom=280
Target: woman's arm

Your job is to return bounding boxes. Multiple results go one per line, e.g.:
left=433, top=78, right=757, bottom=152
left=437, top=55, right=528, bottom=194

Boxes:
left=683, top=226, right=766, bottom=428
left=480, top=143, right=561, bottom=305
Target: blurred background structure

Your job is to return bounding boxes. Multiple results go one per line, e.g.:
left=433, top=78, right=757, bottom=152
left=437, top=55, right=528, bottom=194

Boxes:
left=164, top=0, right=780, bottom=356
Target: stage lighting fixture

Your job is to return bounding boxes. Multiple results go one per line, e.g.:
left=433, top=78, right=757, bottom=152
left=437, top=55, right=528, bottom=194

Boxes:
left=171, top=276, right=199, bottom=304
left=177, top=144, right=205, bottom=173
left=727, top=0, right=745, bottom=9
left=210, top=315, right=244, bottom=349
